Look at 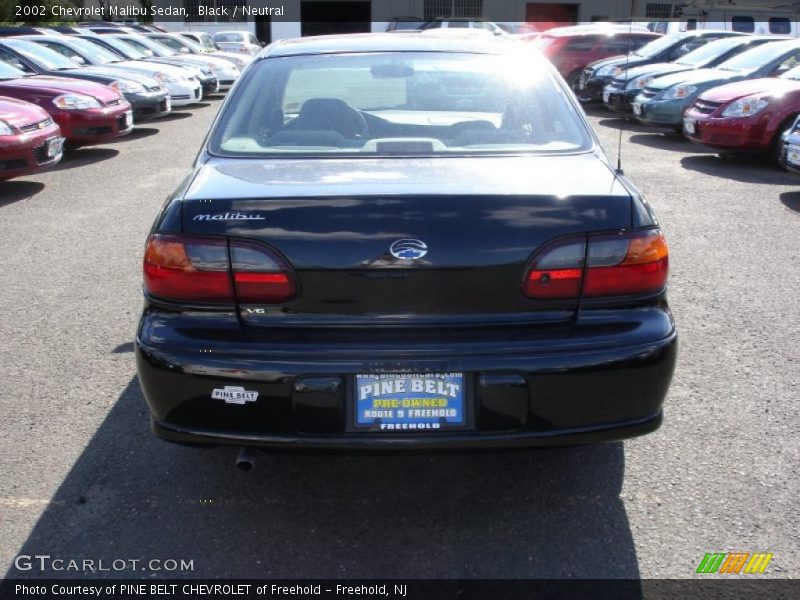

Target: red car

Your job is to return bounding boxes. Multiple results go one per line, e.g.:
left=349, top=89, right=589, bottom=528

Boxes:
left=525, top=25, right=661, bottom=86
left=0, top=61, right=133, bottom=145
left=683, top=64, right=800, bottom=163
left=0, top=95, right=64, bottom=180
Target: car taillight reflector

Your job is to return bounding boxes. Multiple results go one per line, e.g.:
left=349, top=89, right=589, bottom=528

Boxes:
left=523, top=239, right=586, bottom=299
left=143, top=235, right=233, bottom=304
left=143, top=235, right=297, bottom=305
left=230, top=242, right=296, bottom=303
left=523, top=230, right=669, bottom=300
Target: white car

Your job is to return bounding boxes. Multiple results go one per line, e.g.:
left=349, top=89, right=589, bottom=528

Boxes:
left=23, top=35, right=203, bottom=106
left=114, top=34, right=240, bottom=91
left=212, top=31, right=262, bottom=56
left=144, top=32, right=253, bottom=70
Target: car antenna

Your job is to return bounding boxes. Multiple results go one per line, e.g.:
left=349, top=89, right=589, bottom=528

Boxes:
left=615, top=1, right=636, bottom=176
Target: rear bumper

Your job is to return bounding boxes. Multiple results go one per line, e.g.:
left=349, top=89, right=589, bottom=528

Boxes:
left=152, top=411, right=664, bottom=450
left=136, top=307, right=677, bottom=450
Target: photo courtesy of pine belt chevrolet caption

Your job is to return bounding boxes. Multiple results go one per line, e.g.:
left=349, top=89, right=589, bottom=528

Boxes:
left=135, top=33, right=677, bottom=454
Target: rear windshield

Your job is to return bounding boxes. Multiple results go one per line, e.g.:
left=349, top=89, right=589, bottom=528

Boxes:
left=209, top=51, right=592, bottom=157
left=214, top=33, right=246, bottom=43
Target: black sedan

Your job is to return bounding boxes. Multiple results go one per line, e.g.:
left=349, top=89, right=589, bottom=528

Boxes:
left=0, top=38, right=169, bottom=120
left=136, top=33, right=677, bottom=453
left=577, top=29, right=745, bottom=103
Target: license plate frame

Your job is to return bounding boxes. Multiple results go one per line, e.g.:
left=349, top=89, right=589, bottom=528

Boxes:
left=45, top=136, right=64, bottom=158
left=164, top=96, right=171, bottom=112
left=602, top=89, right=611, bottom=104
left=353, top=373, right=467, bottom=432
left=123, top=110, right=133, bottom=130
left=683, top=117, right=696, bottom=135
left=632, top=102, right=642, bottom=116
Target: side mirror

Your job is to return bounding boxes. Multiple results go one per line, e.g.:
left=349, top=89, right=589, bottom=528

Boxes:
left=72, top=55, right=86, bottom=65
left=179, top=47, right=190, bottom=53
left=260, top=41, right=266, bottom=47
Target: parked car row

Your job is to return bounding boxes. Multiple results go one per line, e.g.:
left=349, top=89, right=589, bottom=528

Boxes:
left=561, top=27, right=800, bottom=169
left=0, top=26, right=253, bottom=181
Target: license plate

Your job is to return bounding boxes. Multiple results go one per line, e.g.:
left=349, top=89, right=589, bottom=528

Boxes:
left=355, top=373, right=465, bottom=431
left=603, top=89, right=610, bottom=104
left=683, top=117, right=696, bottom=135
left=123, top=110, right=133, bottom=129
left=632, top=102, right=642, bottom=116
left=578, top=76, right=585, bottom=90
left=46, top=137, right=64, bottom=158
left=787, top=144, right=800, bottom=166
left=164, top=96, right=171, bottom=112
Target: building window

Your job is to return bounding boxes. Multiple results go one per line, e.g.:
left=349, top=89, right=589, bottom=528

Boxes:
left=731, top=16, right=755, bottom=33
left=184, top=0, right=246, bottom=23
left=769, top=17, right=791, bottom=35
left=424, top=0, right=483, bottom=21
left=645, top=3, right=675, bottom=19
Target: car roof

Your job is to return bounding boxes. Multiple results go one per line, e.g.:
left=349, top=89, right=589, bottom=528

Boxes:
left=263, top=32, right=520, bottom=58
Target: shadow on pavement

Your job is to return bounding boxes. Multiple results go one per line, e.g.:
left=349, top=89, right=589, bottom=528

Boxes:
left=779, top=191, right=800, bottom=214
left=598, top=118, right=654, bottom=134
left=680, top=154, right=794, bottom=184
left=158, top=112, right=193, bottom=122
left=118, top=127, right=160, bottom=142
left=52, top=148, right=119, bottom=172
left=5, top=377, right=641, bottom=583
left=628, top=133, right=712, bottom=154
left=0, top=181, right=45, bottom=207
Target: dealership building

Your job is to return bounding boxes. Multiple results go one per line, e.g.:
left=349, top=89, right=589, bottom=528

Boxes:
left=153, top=1, right=797, bottom=43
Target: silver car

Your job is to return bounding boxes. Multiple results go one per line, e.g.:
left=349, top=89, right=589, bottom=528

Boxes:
left=212, top=31, right=262, bottom=56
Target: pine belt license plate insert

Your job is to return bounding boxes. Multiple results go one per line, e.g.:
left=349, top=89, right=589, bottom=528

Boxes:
left=354, top=373, right=466, bottom=432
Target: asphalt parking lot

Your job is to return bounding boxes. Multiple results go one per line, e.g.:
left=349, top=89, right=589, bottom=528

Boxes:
left=0, top=99, right=798, bottom=580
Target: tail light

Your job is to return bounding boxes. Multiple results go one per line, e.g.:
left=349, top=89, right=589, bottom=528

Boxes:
left=143, top=234, right=296, bottom=305
left=583, top=230, right=668, bottom=297
left=523, top=230, right=668, bottom=299
left=523, top=238, right=586, bottom=299
left=230, top=241, right=296, bottom=303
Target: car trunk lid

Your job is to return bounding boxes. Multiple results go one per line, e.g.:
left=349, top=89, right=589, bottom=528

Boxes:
left=181, top=155, right=633, bottom=325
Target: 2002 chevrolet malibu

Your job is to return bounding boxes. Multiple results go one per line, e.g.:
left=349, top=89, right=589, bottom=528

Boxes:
left=135, top=33, right=677, bottom=455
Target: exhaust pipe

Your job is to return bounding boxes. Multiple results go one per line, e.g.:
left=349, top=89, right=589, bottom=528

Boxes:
left=235, top=447, right=256, bottom=472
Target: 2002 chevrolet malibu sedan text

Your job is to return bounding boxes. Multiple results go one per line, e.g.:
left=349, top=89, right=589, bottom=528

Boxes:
left=135, top=33, right=677, bottom=451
